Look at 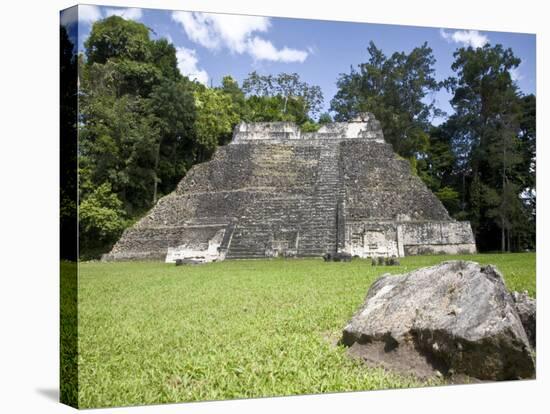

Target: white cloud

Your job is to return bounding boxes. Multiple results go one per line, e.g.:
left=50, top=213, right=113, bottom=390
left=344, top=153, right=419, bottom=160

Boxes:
left=172, top=11, right=220, bottom=50
left=78, top=5, right=102, bottom=24
left=171, top=11, right=308, bottom=63
left=440, top=29, right=489, bottom=48
left=247, top=37, right=308, bottom=63
left=175, top=47, right=209, bottom=85
left=172, top=11, right=269, bottom=52
left=104, top=7, right=143, bottom=21
left=60, top=7, right=78, bottom=28
left=70, top=6, right=142, bottom=27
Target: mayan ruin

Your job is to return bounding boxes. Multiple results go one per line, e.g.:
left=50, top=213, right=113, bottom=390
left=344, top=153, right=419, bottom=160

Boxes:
left=104, top=113, right=476, bottom=262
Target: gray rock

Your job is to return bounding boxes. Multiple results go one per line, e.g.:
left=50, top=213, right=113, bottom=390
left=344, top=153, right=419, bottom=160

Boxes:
left=341, top=261, right=535, bottom=380
left=511, top=291, right=536, bottom=349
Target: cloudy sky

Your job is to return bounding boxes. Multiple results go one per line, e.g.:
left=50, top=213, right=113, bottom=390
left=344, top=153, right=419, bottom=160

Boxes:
left=61, top=5, right=536, bottom=122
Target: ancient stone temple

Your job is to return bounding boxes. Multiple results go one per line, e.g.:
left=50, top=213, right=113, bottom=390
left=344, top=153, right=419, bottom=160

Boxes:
left=103, top=113, right=476, bottom=262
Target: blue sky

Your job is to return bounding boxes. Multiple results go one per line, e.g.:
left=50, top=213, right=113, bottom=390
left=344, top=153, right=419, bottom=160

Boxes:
left=61, top=5, right=536, bottom=123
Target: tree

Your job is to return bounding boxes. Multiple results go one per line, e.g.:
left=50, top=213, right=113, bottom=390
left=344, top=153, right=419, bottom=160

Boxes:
left=416, top=124, right=460, bottom=215
left=80, top=15, right=198, bottom=214
left=193, top=84, right=240, bottom=157
left=149, top=78, right=197, bottom=202
left=150, top=38, right=181, bottom=81
left=242, top=71, right=324, bottom=121
left=79, top=183, right=128, bottom=257
left=85, top=16, right=152, bottom=65
left=318, top=112, right=333, bottom=125
left=330, top=41, right=443, bottom=159
left=220, top=75, right=247, bottom=120
left=79, top=92, right=159, bottom=213
left=445, top=44, right=534, bottom=251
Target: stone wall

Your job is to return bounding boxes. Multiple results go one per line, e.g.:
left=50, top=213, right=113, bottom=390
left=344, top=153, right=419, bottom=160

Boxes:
left=344, top=222, right=399, bottom=258
left=232, top=112, right=384, bottom=143
left=342, top=220, right=476, bottom=258
left=400, top=221, right=477, bottom=255
left=104, top=113, right=477, bottom=261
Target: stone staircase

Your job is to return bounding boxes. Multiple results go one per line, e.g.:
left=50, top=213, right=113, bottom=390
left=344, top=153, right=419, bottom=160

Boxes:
left=225, top=195, right=311, bottom=259
left=297, top=141, right=342, bottom=256
left=226, top=140, right=343, bottom=259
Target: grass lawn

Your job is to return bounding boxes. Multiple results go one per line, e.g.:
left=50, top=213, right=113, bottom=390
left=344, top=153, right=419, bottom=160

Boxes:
left=73, top=253, right=535, bottom=408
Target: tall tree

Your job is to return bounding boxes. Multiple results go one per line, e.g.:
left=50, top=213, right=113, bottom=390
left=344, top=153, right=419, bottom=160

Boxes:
left=85, top=16, right=152, bottom=64
left=79, top=15, right=198, bottom=257
left=330, top=41, right=443, bottom=159
left=193, top=84, right=240, bottom=154
left=445, top=44, right=534, bottom=251
left=220, top=76, right=246, bottom=114
left=417, top=124, right=460, bottom=215
left=149, top=78, right=197, bottom=202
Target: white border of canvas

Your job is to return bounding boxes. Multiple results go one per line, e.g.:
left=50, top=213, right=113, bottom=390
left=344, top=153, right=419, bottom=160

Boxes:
left=0, top=1, right=546, bottom=413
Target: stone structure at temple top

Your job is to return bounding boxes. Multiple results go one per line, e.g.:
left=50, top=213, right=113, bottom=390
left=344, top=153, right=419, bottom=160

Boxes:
left=103, top=113, right=476, bottom=262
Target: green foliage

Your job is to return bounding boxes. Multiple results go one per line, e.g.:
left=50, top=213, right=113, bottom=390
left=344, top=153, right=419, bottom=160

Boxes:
left=300, top=120, right=321, bottom=132
left=194, top=85, right=240, bottom=150
left=330, top=41, right=442, bottom=158
left=242, top=71, right=324, bottom=121
left=75, top=253, right=535, bottom=407
left=150, top=38, right=181, bottom=81
left=435, top=186, right=460, bottom=213
left=79, top=16, right=199, bottom=256
left=108, top=59, right=163, bottom=97
left=243, top=95, right=302, bottom=123
left=318, top=112, right=333, bottom=124
left=85, top=16, right=152, bottom=64
left=149, top=78, right=197, bottom=198
left=444, top=44, right=535, bottom=251
left=79, top=93, right=159, bottom=212
left=79, top=183, right=128, bottom=256
left=220, top=75, right=247, bottom=119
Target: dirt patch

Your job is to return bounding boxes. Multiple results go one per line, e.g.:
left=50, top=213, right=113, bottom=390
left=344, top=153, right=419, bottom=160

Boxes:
left=347, top=340, right=484, bottom=384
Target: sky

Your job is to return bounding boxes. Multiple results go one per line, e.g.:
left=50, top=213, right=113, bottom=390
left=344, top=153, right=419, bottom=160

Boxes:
left=61, top=4, right=536, bottom=124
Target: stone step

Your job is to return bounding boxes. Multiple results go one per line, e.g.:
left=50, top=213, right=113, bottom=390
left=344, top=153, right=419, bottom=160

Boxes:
left=226, top=142, right=343, bottom=259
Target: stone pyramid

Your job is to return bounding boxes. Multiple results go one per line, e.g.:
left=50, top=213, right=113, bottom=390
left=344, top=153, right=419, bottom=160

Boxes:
left=104, top=113, right=476, bottom=262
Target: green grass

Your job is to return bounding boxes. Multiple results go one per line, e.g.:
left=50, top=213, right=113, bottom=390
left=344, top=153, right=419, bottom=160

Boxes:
left=74, top=253, right=535, bottom=408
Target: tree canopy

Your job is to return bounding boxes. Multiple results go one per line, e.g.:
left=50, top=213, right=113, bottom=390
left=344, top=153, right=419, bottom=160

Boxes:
left=441, top=44, right=535, bottom=251
left=330, top=41, right=443, bottom=159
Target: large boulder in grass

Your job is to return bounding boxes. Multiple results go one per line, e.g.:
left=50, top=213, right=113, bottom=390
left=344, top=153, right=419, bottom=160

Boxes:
left=341, top=261, right=535, bottom=381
